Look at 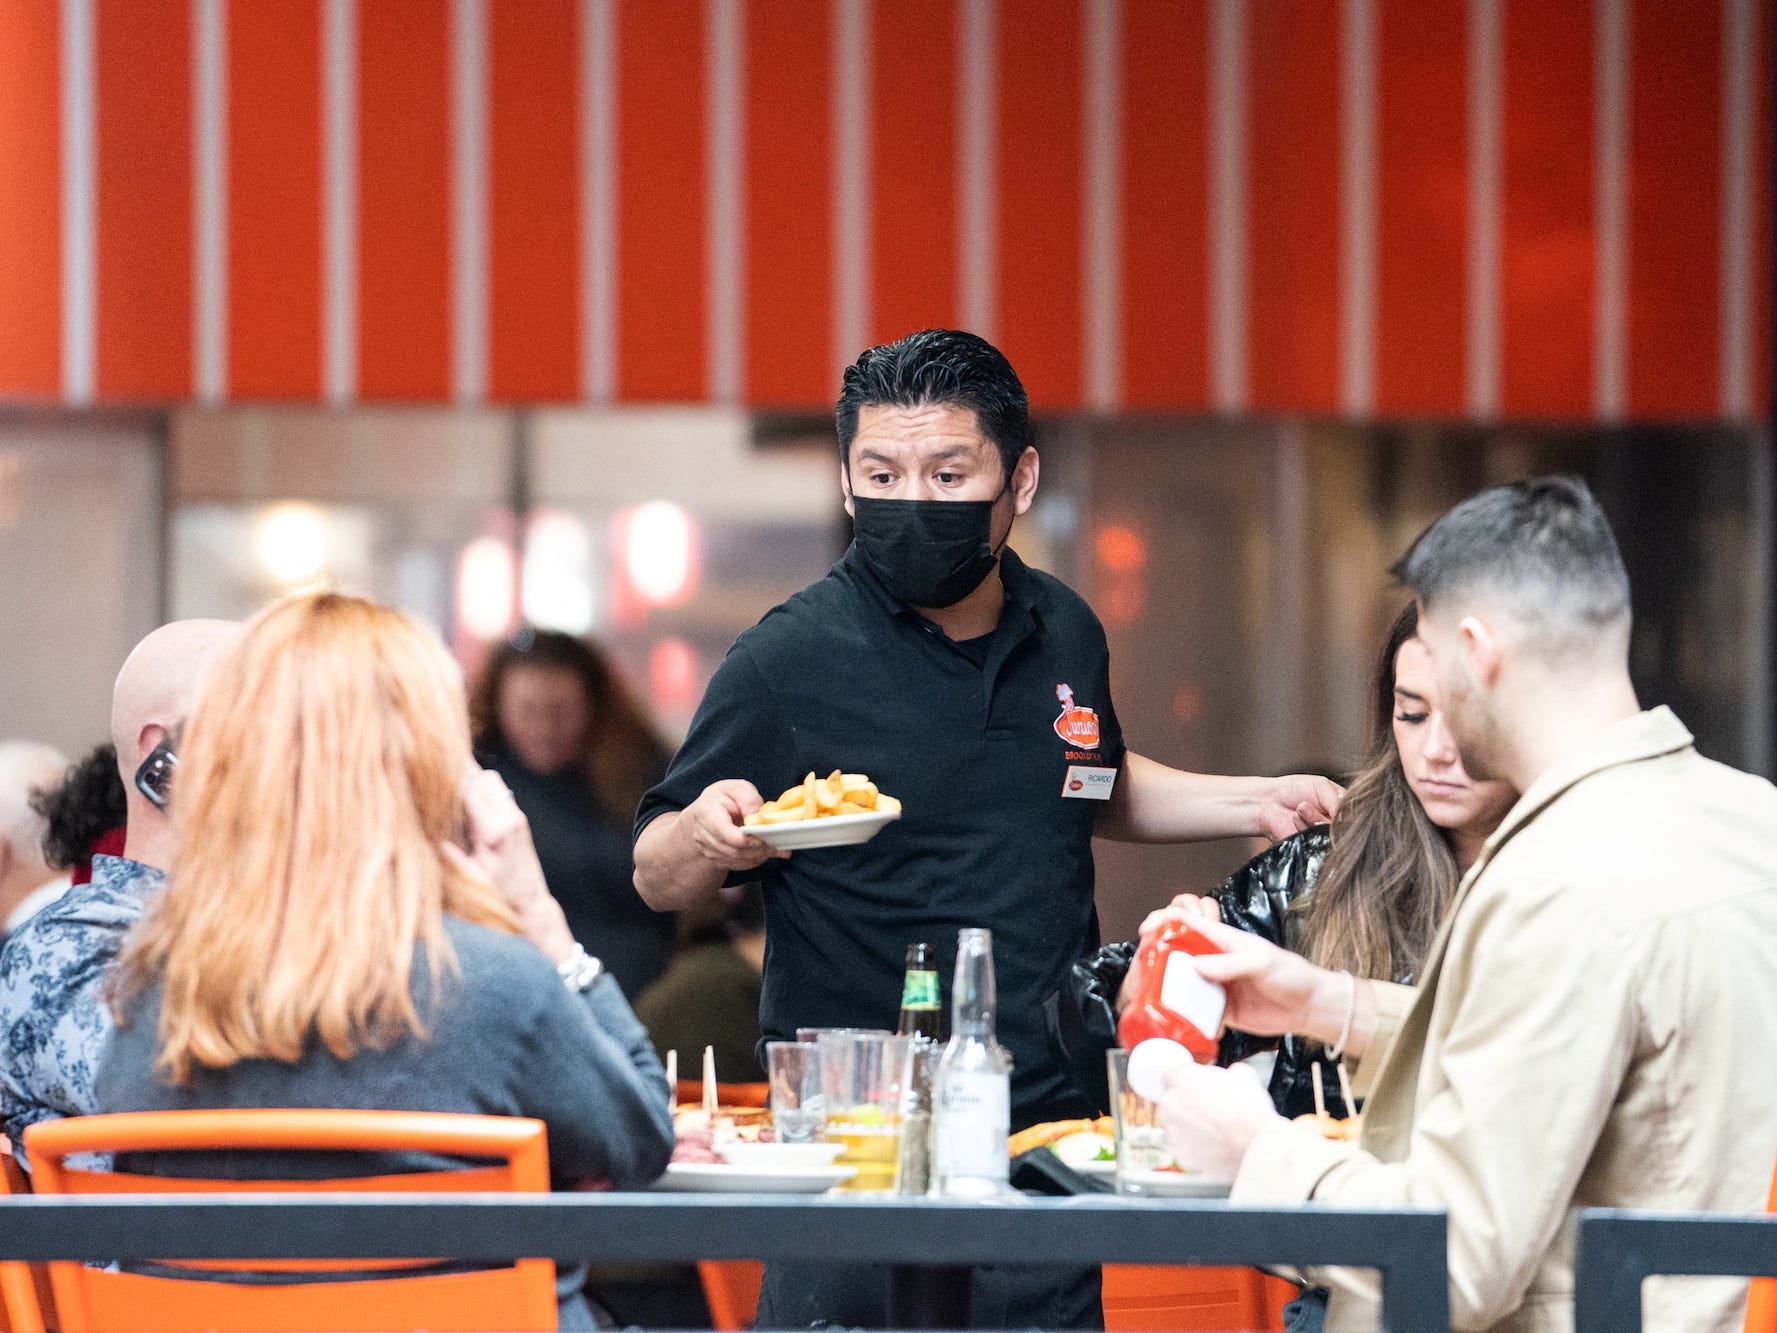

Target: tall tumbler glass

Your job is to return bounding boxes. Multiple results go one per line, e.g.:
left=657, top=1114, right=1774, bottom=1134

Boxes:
left=818, top=1031, right=911, bottom=1193
left=766, top=1040, right=822, bottom=1144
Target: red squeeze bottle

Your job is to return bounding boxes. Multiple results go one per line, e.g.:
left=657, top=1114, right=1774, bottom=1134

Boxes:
left=1116, top=921, right=1228, bottom=1064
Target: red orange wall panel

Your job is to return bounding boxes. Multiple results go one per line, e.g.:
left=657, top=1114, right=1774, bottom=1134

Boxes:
left=1373, top=0, right=1467, bottom=419
left=1498, top=0, right=1594, bottom=420
left=487, top=0, right=581, bottom=402
left=1626, top=0, right=1720, bottom=420
left=94, top=0, right=192, bottom=400
left=616, top=0, right=706, bottom=402
left=996, top=0, right=1084, bottom=409
left=228, top=0, right=323, bottom=400
left=0, top=0, right=61, bottom=398
left=1753, top=0, right=1772, bottom=418
left=744, top=0, right=833, bottom=407
left=1119, top=0, right=1209, bottom=412
left=868, top=0, right=958, bottom=346
left=357, top=0, right=453, bottom=401
left=1246, top=0, right=1341, bottom=416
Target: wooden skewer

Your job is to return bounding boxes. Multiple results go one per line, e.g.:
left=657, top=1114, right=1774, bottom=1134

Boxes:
left=703, top=1045, right=718, bottom=1117
left=665, top=1049, right=677, bottom=1096
left=1336, top=1062, right=1357, bottom=1119
left=1311, top=1062, right=1327, bottom=1119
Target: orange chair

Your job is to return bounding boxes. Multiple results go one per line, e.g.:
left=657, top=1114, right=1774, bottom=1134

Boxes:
left=1103, top=1265, right=1294, bottom=1333
left=699, top=1259, right=765, bottom=1331
left=0, top=1136, right=53, bottom=1333
left=674, top=1081, right=771, bottom=1109
left=1744, top=1156, right=1777, bottom=1331
left=23, top=1110, right=557, bottom=1333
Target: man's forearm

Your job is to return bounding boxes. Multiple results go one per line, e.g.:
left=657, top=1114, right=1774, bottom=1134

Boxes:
left=632, top=812, right=729, bottom=912
left=1099, top=754, right=1270, bottom=843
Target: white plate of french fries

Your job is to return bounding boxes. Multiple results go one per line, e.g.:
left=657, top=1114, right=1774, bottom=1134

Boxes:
left=743, top=770, right=902, bottom=850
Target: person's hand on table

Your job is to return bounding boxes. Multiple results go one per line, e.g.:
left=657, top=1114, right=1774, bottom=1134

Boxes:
left=678, top=779, right=792, bottom=872
left=1157, top=1061, right=1280, bottom=1181
left=1255, top=774, right=1344, bottom=842
left=445, top=767, right=576, bottom=964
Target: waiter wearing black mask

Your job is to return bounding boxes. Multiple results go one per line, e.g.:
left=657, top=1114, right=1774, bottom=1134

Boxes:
left=634, top=329, right=1341, bottom=1331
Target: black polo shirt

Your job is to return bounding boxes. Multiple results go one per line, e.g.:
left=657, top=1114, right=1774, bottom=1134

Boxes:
left=635, top=545, right=1125, bottom=1124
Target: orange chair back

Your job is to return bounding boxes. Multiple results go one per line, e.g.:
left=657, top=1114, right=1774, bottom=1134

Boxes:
left=1103, top=1264, right=1290, bottom=1333
left=0, top=1137, right=53, bottom=1333
left=23, top=1110, right=557, bottom=1333
left=699, top=1259, right=764, bottom=1331
left=1744, top=1158, right=1777, bottom=1332
left=674, top=1081, right=770, bottom=1109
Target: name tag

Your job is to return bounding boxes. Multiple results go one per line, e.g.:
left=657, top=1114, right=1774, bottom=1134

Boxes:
left=1062, top=765, right=1117, bottom=800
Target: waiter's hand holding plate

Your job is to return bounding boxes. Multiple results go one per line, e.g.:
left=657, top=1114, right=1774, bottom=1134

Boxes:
left=679, top=779, right=794, bottom=870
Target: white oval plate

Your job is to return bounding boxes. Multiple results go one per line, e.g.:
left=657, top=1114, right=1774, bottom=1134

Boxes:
left=717, top=1141, right=846, bottom=1171
left=745, top=808, right=901, bottom=851
left=1118, top=1169, right=1232, bottom=1198
left=651, top=1162, right=857, bottom=1193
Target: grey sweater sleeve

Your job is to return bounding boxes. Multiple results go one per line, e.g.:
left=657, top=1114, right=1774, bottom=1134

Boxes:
left=514, top=970, right=675, bottom=1189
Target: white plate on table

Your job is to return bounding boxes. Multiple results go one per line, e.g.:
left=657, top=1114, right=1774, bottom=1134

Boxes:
left=1067, top=1157, right=1115, bottom=1178
left=1117, top=1169, right=1232, bottom=1199
left=745, top=808, right=901, bottom=851
left=717, top=1141, right=845, bottom=1171
left=651, top=1162, right=857, bottom=1194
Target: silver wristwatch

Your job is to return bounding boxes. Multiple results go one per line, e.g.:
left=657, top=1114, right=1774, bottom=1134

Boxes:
left=557, top=944, right=604, bottom=994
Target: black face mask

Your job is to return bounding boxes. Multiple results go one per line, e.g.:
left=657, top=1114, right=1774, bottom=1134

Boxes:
left=850, top=483, right=1010, bottom=609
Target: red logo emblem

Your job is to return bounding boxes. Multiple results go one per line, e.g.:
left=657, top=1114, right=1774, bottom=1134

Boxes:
left=1068, top=778, right=1084, bottom=792
left=1053, top=684, right=1101, bottom=749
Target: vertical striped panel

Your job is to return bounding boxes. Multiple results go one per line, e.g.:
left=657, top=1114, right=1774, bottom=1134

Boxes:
left=995, top=0, right=1083, bottom=408
left=1498, top=1, right=1594, bottom=419
left=1625, top=0, right=1719, bottom=418
left=228, top=0, right=323, bottom=400
left=93, top=0, right=192, bottom=399
left=487, top=0, right=581, bottom=402
left=1372, top=0, right=1466, bottom=417
left=1246, top=0, right=1341, bottom=415
left=744, top=0, right=833, bottom=406
left=0, top=0, right=62, bottom=397
left=357, top=0, right=452, bottom=400
left=868, top=0, right=957, bottom=346
left=1756, top=0, right=1773, bottom=417
left=615, top=0, right=706, bottom=401
left=1119, top=0, right=1209, bottom=411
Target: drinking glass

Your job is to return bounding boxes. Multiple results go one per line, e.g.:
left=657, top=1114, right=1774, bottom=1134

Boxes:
left=818, top=1031, right=910, bottom=1193
left=1107, top=1048, right=1180, bottom=1196
left=766, top=1040, right=823, bottom=1144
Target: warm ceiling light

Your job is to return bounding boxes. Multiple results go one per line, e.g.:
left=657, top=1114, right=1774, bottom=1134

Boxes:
left=458, top=537, right=516, bottom=642
left=255, top=503, right=329, bottom=584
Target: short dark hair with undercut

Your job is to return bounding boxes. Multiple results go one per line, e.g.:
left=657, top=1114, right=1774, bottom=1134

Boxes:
left=1391, top=476, right=1631, bottom=649
left=835, top=329, right=1033, bottom=481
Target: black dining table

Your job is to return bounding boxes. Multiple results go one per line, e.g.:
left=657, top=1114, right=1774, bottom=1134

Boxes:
left=0, top=1189, right=1450, bottom=1331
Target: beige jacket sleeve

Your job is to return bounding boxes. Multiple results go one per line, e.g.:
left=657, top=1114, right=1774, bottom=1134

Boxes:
left=1231, top=879, right=1640, bottom=1330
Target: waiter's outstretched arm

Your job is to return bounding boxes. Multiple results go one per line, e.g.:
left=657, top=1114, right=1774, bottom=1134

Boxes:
left=634, top=779, right=788, bottom=911
left=1096, top=752, right=1343, bottom=844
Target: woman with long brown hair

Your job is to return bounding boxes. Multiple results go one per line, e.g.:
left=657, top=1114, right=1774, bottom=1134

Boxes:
left=1059, top=602, right=1517, bottom=1119
left=468, top=629, right=673, bottom=999
left=97, top=592, right=673, bottom=1326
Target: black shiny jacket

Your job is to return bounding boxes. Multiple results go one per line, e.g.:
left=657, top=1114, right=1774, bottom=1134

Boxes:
left=1053, top=826, right=1358, bottom=1120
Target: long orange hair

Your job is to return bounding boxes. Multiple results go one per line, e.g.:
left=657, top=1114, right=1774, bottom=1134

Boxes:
left=111, top=591, right=520, bottom=1085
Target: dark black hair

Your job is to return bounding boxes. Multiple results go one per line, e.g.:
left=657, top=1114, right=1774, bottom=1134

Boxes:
left=1391, top=476, right=1630, bottom=645
left=835, top=329, right=1033, bottom=481
left=31, top=743, right=126, bottom=873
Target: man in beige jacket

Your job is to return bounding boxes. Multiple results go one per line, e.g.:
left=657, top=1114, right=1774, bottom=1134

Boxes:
left=1155, top=477, right=1777, bottom=1332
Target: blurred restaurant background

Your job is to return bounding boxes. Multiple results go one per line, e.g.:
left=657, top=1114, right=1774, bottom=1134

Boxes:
left=0, top=0, right=1770, bottom=939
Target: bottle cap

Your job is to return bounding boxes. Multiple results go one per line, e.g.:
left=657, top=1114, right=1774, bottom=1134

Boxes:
left=1126, top=1037, right=1193, bottom=1102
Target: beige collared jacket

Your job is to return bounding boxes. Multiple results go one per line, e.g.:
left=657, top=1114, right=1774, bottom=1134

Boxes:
left=1232, top=707, right=1777, bottom=1332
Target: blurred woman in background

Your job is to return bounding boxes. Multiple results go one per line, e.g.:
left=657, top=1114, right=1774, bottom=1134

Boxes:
left=98, top=592, right=673, bottom=1327
left=470, top=629, right=674, bottom=998
left=1059, top=603, right=1518, bottom=1119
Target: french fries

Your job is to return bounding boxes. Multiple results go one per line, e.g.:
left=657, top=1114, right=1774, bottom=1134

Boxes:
left=744, top=770, right=902, bottom=826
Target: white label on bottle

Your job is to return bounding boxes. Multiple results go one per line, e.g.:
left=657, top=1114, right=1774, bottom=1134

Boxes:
left=1159, top=951, right=1226, bottom=1038
left=937, top=1072, right=1010, bottom=1181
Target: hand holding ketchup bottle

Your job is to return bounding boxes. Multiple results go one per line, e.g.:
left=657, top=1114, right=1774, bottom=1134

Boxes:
left=1117, top=920, right=1228, bottom=1064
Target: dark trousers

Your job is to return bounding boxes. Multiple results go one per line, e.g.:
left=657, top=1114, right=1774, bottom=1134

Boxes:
left=755, top=1259, right=1103, bottom=1331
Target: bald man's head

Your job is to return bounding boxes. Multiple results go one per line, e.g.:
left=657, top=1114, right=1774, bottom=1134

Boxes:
left=110, top=619, right=239, bottom=795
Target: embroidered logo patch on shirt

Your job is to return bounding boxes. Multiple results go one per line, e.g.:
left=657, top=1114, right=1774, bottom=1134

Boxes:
left=1053, top=683, right=1101, bottom=749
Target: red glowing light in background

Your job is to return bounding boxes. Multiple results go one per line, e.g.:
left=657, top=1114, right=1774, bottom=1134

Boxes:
left=1093, top=523, right=1148, bottom=574
left=649, top=636, right=700, bottom=715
